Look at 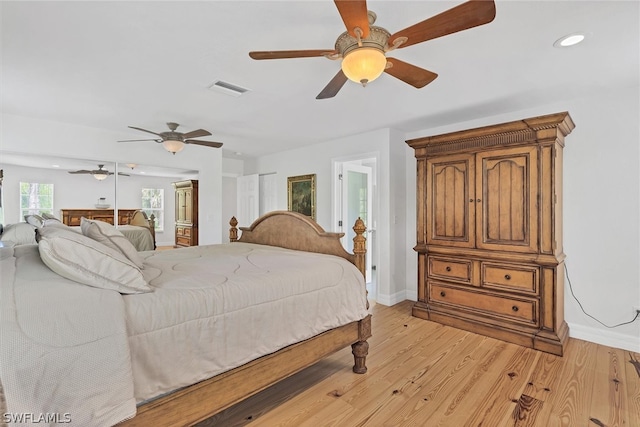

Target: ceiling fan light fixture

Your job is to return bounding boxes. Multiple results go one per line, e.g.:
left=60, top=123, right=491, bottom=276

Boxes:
left=163, top=139, right=185, bottom=154
left=341, top=47, right=387, bottom=86
left=93, top=171, right=109, bottom=181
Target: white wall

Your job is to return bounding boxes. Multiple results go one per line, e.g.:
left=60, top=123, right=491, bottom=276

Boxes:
left=221, top=157, right=244, bottom=242
left=245, top=128, right=408, bottom=305
left=404, top=84, right=640, bottom=352
left=1, top=113, right=224, bottom=244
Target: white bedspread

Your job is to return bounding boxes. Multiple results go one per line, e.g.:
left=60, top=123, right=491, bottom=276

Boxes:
left=0, top=245, right=136, bottom=427
left=131, top=242, right=369, bottom=402
left=0, top=242, right=369, bottom=426
left=118, top=225, right=154, bottom=251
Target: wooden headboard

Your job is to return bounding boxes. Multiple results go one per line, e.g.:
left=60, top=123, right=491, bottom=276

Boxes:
left=229, top=211, right=366, bottom=279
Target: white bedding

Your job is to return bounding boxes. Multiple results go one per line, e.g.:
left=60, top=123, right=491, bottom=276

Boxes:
left=118, top=225, right=154, bottom=251
left=0, top=242, right=369, bottom=426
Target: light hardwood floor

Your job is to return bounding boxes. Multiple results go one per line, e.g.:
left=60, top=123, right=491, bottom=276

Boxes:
left=197, top=300, right=640, bottom=427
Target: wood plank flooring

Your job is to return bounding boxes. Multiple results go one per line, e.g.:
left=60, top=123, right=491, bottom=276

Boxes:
left=197, top=300, right=640, bottom=427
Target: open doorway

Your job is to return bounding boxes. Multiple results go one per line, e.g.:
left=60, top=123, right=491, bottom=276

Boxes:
left=332, top=155, right=378, bottom=301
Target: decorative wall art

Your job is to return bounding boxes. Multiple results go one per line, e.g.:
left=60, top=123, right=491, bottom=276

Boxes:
left=287, top=174, right=316, bottom=220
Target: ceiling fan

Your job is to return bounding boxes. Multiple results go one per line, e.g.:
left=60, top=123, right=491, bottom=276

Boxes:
left=68, top=164, right=129, bottom=181
left=249, top=0, right=496, bottom=99
left=119, top=122, right=223, bottom=154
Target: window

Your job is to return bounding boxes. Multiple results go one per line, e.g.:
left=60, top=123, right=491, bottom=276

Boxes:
left=141, top=188, right=164, bottom=232
left=20, top=182, right=54, bottom=220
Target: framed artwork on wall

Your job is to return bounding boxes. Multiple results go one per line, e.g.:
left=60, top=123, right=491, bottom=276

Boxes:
left=287, top=174, right=316, bottom=220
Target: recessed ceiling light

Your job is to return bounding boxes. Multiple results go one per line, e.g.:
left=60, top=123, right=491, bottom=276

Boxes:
left=52, top=164, right=60, bottom=168
left=554, top=32, right=586, bottom=48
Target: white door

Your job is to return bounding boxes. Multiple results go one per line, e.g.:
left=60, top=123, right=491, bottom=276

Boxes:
left=259, top=173, right=278, bottom=216
left=341, top=163, right=373, bottom=281
left=236, top=174, right=259, bottom=227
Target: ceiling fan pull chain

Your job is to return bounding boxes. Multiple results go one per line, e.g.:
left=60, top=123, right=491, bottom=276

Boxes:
left=354, top=27, right=364, bottom=47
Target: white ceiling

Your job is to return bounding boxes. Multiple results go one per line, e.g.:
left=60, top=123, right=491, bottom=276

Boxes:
left=2, top=1, right=639, bottom=160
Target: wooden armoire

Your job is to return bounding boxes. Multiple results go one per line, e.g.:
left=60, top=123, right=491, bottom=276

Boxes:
left=406, top=112, right=574, bottom=356
left=172, top=180, right=198, bottom=247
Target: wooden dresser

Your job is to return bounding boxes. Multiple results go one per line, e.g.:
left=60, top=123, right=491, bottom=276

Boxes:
left=406, top=112, right=574, bottom=356
left=172, top=180, right=198, bottom=247
left=61, top=209, right=139, bottom=226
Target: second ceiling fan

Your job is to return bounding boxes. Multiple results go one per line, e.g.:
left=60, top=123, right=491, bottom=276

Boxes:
left=119, top=122, right=223, bottom=155
left=249, top=0, right=496, bottom=99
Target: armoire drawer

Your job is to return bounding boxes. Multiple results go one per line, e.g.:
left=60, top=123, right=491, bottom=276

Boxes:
left=176, top=226, right=192, bottom=237
left=176, top=236, right=191, bottom=246
left=482, top=263, right=538, bottom=294
left=428, top=256, right=472, bottom=283
left=429, top=282, right=538, bottom=326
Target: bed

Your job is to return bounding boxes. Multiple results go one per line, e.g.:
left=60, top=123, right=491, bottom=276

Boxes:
left=118, top=210, right=156, bottom=251
left=1, top=210, right=156, bottom=251
left=0, top=211, right=371, bottom=427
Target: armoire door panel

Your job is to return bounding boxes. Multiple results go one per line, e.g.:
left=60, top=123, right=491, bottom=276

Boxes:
left=427, top=154, right=475, bottom=248
left=476, top=147, right=538, bottom=253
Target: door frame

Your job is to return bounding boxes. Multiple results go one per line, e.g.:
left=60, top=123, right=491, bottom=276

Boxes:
left=332, top=152, right=379, bottom=299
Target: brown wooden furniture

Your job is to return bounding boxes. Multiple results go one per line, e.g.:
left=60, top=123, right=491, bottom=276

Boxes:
left=119, top=211, right=370, bottom=426
left=61, top=208, right=139, bottom=226
left=172, top=179, right=198, bottom=247
left=406, top=112, right=574, bottom=356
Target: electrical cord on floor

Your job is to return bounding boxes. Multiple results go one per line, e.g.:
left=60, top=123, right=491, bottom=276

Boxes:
left=565, top=262, right=640, bottom=328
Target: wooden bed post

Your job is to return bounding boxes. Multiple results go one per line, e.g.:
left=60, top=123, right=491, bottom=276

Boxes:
left=352, top=217, right=366, bottom=280
left=229, top=216, right=238, bottom=242
left=351, top=216, right=369, bottom=373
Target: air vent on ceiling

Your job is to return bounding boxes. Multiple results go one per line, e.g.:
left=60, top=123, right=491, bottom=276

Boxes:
left=208, top=80, right=250, bottom=97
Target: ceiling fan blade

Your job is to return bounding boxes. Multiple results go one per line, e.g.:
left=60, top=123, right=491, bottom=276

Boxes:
left=128, top=126, right=163, bottom=136
left=249, top=50, right=338, bottom=60
left=184, top=139, right=223, bottom=148
left=182, top=129, right=211, bottom=139
left=68, top=170, right=92, bottom=174
left=334, top=0, right=370, bottom=39
left=118, top=138, right=159, bottom=143
left=384, top=58, right=438, bottom=88
left=388, top=0, right=496, bottom=49
left=316, top=70, right=349, bottom=100
left=117, top=172, right=130, bottom=177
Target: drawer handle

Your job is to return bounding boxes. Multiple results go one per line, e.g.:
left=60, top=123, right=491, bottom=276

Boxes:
left=446, top=266, right=452, bottom=272
left=505, top=274, right=511, bottom=280
left=440, top=291, right=446, bottom=297
left=512, top=305, right=519, bottom=312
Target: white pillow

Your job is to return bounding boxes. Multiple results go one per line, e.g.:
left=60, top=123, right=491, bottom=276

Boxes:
left=43, top=218, right=72, bottom=229
left=0, top=223, right=38, bottom=245
left=41, top=212, right=59, bottom=220
left=81, top=218, right=144, bottom=268
left=24, top=214, right=44, bottom=227
left=37, top=226, right=151, bottom=294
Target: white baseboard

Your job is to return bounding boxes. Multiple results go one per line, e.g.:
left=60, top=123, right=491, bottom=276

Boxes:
left=568, top=322, right=640, bottom=352
left=376, top=290, right=408, bottom=306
